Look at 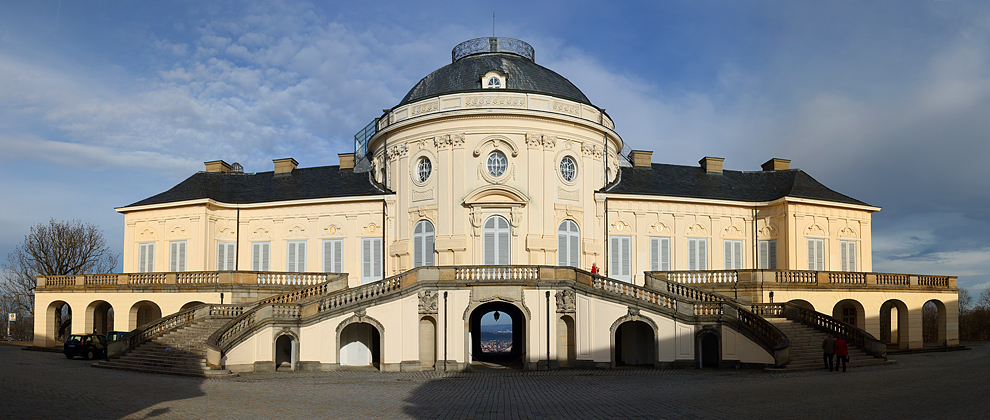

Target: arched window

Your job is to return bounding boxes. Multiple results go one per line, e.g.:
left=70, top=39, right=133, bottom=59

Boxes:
left=558, top=220, right=580, bottom=267
left=483, top=216, right=510, bottom=265
left=413, top=220, right=435, bottom=268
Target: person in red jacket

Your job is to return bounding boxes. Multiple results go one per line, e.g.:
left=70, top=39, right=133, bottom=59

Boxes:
left=834, top=335, right=848, bottom=372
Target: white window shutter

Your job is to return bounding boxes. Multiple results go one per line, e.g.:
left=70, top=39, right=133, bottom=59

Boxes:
left=415, top=228, right=424, bottom=267
left=620, top=237, right=630, bottom=279
left=497, top=228, right=509, bottom=265
left=808, top=239, right=816, bottom=270
left=484, top=230, right=495, bottom=265
left=362, top=239, right=372, bottom=280
left=262, top=243, right=270, bottom=271
left=698, top=239, right=707, bottom=270
left=226, top=243, right=235, bottom=270
left=816, top=240, right=824, bottom=271
left=840, top=241, right=849, bottom=271
left=849, top=242, right=856, bottom=271
left=333, top=240, right=343, bottom=273
left=689, top=239, right=697, bottom=270
left=170, top=242, right=178, bottom=272
left=178, top=242, right=185, bottom=271
left=425, top=233, right=435, bottom=267
left=217, top=244, right=225, bottom=270
left=724, top=240, right=732, bottom=269
left=373, top=238, right=382, bottom=279
left=769, top=240, right=777, bottom=269
left=558, top=228, right=568, bottom=266
left=287, top=242, right=297, bottom=272
left=661, top=238, right=670, bottom=271
left=610, top=236, right=620, bottom=276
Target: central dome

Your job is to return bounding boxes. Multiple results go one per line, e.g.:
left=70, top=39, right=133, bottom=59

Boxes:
left=397, top=37, right=592, bottom=107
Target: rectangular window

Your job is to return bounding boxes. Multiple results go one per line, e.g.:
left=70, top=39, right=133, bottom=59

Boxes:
left=687, top=238, right=708, bottom=271
left=138, top=242, right=155, bottom=273
left=649, top=237, right=670, bottom=271
left=169, top=240, right=186, bottom=272
left=758, top=240, right=777, bottom=269
left=807, top=238, right=825, bottom=271
left=723, top=240, right=743, bottom=270
left=217, top=242, right=236, bottom=271
left=840, top=241, right=857, bottom=272
left=252, top=242, right=270, bottom=271
left=362, top=237, right=383, bottom=284
left=609, top=236, right=631, bottom=282
left=323, top=239, right=343, bottom=273
left=286, top=241, right=306, bottom=272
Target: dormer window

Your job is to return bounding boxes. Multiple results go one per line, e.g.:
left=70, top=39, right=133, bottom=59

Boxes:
left=482, top=71, right=507, bottom=89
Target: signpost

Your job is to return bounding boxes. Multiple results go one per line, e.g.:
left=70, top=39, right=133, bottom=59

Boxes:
left=6, top=313, right=14, bottom=342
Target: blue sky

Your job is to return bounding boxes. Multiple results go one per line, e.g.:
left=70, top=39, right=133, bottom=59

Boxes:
left=1, top=1, right=988, bottom=292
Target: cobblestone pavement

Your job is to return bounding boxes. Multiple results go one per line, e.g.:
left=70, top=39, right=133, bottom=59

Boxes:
left=2, top=342, right=988, bottom=419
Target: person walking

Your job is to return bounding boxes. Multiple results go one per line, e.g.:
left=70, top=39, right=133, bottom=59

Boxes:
left=834, top=335, right=848, bottom=372
left=822, top=333, right=836, bottom=372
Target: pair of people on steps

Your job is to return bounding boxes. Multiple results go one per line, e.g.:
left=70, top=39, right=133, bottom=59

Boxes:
left=822, top=334, right=848, bottom=372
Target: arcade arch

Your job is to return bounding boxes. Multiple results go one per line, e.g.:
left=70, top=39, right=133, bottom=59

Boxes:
left=880, top=300, right=908, bottom=347
left=419, top=316, right=437, bottom=370
left=611, top=317, right=657, bottom=368
left=787, top=299, right=815, bottom=311
left=45, top=301, right=72, bottom=343
left=85, top=300, right=113, bottom=335
left=274, top=333, right=297, bottom=371
left=180, top=301, right=205, bottom=311
left=698, top=329, right=720, bottom=369
left=923, top=300, right=947, bottom=346
left=469, top=301, right=525, bottom=366
left=129, top=301, right=162, bottom=330
left=337, top=317, right=383, bottom=370
left=832, top=299, right=865, bottom=328
left=556, top=315, right=575, bottom=367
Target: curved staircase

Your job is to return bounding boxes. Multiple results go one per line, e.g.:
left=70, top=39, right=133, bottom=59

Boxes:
left=765, top=318, right=894, bottom=371
left=94, top=317, right=236, bottom=377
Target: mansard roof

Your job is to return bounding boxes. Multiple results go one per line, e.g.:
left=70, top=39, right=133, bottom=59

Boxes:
left=123, top=166, right=389, bottom=208
left=607, top=164, right=873, bottom=207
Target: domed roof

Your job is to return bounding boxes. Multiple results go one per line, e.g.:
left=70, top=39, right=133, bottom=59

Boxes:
left=397, top=37, right=592, bottom=107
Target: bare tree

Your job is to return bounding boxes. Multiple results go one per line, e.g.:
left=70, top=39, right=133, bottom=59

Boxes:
left=0, top=219, right=118, bottom=317
left=979, top=287, right=990, bottom=311
left=959, top=289, right=973, bottom=315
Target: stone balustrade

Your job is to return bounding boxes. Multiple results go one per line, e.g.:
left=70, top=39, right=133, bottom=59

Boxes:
left=36, top=271, right=345, bottom=290
left=650, top=269, right=957, bottom=290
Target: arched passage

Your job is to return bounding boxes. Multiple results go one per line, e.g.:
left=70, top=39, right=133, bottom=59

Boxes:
left=698, top=330, right=720, bottom=369
left=85, top=300, right=113, bottom=336
left=613, top=320, right=656, bottom=367
left=556, top=315, right=575, bottom=368
left=833, top=299, right=865, bottom=328
left=274, top=333, right=297, bottom=371
left=469, top=301, right=525, bottom=367
left=339, top=322, right=381, bottom=369
left=129, top=301, right=162, bottom=330
left=787, top=299, right=815, bottom=312
left=45, top=301, right=72, bottom=344
left=880, top=300, right=908, bottom=348
left=419, top=316, right=437, bottom=370
left=923, top=300, right=947, bottom=346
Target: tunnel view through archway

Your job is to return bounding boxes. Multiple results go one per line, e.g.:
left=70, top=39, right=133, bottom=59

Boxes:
left=470, top=302, right=524, bottom=368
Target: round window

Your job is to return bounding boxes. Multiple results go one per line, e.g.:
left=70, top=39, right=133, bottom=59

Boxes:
left=417, top=157, right=432, bottom=182
left=560, top=156, right=577, bottom=182
left=487, top=151, right=507, bottom=177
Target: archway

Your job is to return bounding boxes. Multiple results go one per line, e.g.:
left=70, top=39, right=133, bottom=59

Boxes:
left=45, top=301, right=72, bottom=344
left=699, top=330, right=720, bottom=369
left=274, top=334, right=296, bottom=371
left=469, top=301, right=525, bottom=367
left=129, top=301, right=162, bottom=330
left=419, top=316, right=437, bottom=370
left=787, top=299, right=815, bottom=312
left=339, top=322, right=381, bottom=369
left=832, top=300, right=865, bottom=328
left=180, top=301, right=205, bottom=311
left=556, top=315, right=575, bottom=368
left=880, top=300, right=908, bottom=348
left=85, top=301, right=113, bottom=335
left=923, top=300, right=947, bottom=346
left=614, top=320, right=655, bottom=367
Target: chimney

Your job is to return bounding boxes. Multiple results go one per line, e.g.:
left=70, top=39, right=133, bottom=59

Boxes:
left=699, top=156, right=724, bottom=174
left=761, top=158, right=791, bottom=171
left=338, top=153, right=355, bottom=170
left=273, top=158, right=298, bottom=176
left=204, top=160, right=231, bottom=173
left=628, top=150, right=653, bottom=168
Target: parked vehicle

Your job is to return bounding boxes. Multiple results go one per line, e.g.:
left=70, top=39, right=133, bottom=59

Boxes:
left=63, top=334, right=107, bottom=360
left=106, top=331, right=130, bottom=343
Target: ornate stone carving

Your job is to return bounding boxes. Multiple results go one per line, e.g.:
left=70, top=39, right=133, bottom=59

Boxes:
left=552, top=101, right=580, bottom=115
left=138, top=228, right=156, bottom=240
left=465, top=96, right=526, bottom=108
left=839, top=225, right=858, bottom=238
left=365, top=223, right=381, bottom=234
left=581, top=144, right=602, bottom=157
left=686, top=223, right=708, bottom=236
left=412, top=188, right=435, bottom=202
left=722, top=224, right=744, bottom=238
left=469, top=209, right=483, bottom=235
left=168, top=225, right=187, bottom=239
left=287, top=225, right=306, bottom=237
left=252, top=227, right=270, bottom=239
left=612, top=220, right=630, bottom=232
left=557, top=187, right=580, bottom=201
left=650, top=222, right=668, bottom=234
left=542, top=135, right=556, bottom=149
left=628, top=307, right=641, bottom=317
left=526, top=133, right=542, bottom=148
left=451, top=133, right=465, bottom=147
left=758, top=225, right=776, bottom=239
left=555, top=290, right=575, bottom=313
left=354, top=308, right=367, bottom=318
left=418, top=290, right=438, bottom=314
left=805, top=224, right=827, bottom=237
left=387, top=143, right=408, bottom=161
left=411, top=101, right=438, bottom=116
left=216, top=226, right=235, bottom=239
left=434, top=135, right=452, bottom=149
left=326, top=224, right=341, bottom=236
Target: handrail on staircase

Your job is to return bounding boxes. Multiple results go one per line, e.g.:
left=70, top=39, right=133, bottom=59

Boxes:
left=644, top=272, right=790, bottom=365
left=750, top=302, right=887, bottom=359
left=106, top=303, right=247, bottom=359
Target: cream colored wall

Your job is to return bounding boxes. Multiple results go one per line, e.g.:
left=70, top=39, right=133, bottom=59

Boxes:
left=119, top=198, right=390, bottom=288
left=602, top=197, right=876, bottom=285
left=721, top=326, right=776, bottom=365
left=33, top=291, right=220, bottom=347
left=769, top=289, right=959, bottom=347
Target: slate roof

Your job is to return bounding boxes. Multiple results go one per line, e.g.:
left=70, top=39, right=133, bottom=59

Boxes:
left=123, top=166, right=389, bottom=208
left=605, top=164, right=873, bottom=207
left=398, top=53, right=592, bottom=107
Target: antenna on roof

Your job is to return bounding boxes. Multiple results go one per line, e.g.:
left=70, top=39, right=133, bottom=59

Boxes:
left=492, top=12, right=495, bottom=37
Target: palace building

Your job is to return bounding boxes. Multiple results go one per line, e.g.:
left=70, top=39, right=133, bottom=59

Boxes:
left=34, top=38, right=958, bottom=374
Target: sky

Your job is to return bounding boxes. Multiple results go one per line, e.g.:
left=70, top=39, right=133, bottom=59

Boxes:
left=1, top=1, right=988, bottom=292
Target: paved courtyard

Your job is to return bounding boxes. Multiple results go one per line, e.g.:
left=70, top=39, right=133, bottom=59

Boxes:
left=1, top=343, right=987, bottom=419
